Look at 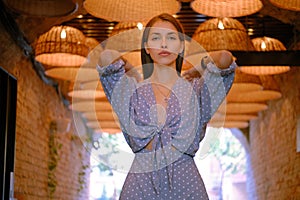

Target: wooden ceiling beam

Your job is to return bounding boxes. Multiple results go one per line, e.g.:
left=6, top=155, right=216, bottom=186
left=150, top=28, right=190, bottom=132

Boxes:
left=231, top=51, right=300, bottom=66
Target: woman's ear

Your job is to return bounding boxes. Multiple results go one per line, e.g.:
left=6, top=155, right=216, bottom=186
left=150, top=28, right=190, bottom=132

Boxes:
left=144, top=42, right=150, bottom=54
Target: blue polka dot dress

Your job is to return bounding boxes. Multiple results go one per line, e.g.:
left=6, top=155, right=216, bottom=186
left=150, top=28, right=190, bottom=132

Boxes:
left=97, top=59, right=236, bottom=200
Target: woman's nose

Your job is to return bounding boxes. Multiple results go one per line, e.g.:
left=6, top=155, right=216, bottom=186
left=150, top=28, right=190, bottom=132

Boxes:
left=161, top=38, right=167, bottom=49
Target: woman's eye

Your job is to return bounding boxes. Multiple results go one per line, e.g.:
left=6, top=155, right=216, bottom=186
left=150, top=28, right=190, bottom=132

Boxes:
left=167, top=35, right=177, bottom=40
left=151, top=37, right=160, bottom=41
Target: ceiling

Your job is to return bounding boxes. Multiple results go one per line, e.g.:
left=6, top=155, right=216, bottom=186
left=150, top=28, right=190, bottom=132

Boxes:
left=59, top=1, right=299, bottom=131
left=62, top=1, right=297, bottom=48
left=1, top=0, right=299, bottom=132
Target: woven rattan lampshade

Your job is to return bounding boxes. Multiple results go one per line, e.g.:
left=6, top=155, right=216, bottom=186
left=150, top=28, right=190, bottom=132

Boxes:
left=68, top=79, right=106, bottom=100
left=209, top=106, right=258, bottom=128
left=87, top=120, right=120, bottom=129
left=210, top=112, right=258, bottom=122
left=227, top=68, right=263, bottom=98
left=85, top=37, right=100, bottom=51
left=68, top=90, right=106, bottom=100
left=110, top=22, right=146, bottom=37
left=45, top=67, right=99, bottom=82
left=227, top=70, right=282, bottom=102
left=184, top=39, right=208, bottom=70
left=209, top=121, right=249, bottom=129
left=71, top=80, right=103, bottom=91
left=240, top=37, right=290, bottom=75
left=192, top=18, right=255, bottom=51
left=69, top=101, right=112, bottom=112
left=269, top=0, right=300, bottom=11
left=93, top=128, right=121, bottom=134
left=227, top=90, right=282, bottom=103
left=105, top=22, right=144, bottom=75
left=35, top=26, right=88, bottom=67
left=122, top=51, right=143, bottom=68
left=3, top=0, right=77, bottom=17
left=191, top=0, right=263, bottom=17
left=105, top=22, right=145, bottom=52
left=83, top=111, right=117, bottom=121
left=218, top=102, right=268, bottom=114
left=208, top=111, right=247, bottom=128
left=209, top=104, right=257, bottom=128
left=83, top=0, right=181, bottom=22
left=82, top=40, right=103, bottom=69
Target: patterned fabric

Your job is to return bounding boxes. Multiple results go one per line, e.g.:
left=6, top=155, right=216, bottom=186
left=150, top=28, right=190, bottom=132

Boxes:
left=97, top=59, right=236, bottom=200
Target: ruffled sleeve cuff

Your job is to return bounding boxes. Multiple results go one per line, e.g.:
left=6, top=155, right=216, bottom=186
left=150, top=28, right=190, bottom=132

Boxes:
left=203, top=60, right=238, bottom=76
left=96, top=59, right=125, bottom=76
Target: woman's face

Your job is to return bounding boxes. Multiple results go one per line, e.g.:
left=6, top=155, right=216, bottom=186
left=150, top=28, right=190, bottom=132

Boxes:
left=145, top=20, right=184, bottom=67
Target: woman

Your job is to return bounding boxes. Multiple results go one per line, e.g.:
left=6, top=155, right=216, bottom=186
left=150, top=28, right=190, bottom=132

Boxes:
left=97, top=13, right=237, bottom=200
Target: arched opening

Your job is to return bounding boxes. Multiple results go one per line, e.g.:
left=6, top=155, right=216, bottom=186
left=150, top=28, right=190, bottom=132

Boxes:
left=195, top=127, right=250, bottom=200
left=89, top=128, right=250, bottom=199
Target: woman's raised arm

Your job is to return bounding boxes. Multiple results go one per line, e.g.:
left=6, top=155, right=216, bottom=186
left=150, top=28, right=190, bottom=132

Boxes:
left=204, top=50, right=234, bottom=70
left=98, top=49, right=122, bottom=67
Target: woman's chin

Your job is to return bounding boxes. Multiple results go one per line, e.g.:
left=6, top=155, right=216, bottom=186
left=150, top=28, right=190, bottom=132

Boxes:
left=153, top=59, right=176, bottom=67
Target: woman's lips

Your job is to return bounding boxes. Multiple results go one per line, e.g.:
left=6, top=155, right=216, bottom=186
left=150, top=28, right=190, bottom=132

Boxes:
left=159, top=51, right=171, bottom=56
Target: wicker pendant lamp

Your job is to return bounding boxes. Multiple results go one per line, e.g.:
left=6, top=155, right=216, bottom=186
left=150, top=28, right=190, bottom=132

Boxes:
left=43, top=36, right=101, bottom=82
left=78, top=37, right=103, bottom=69
left=218, top=102, right=268, bottom=114
left=85, top=37, right=100, bottom=51
left=227, top=78, right=282, bottom=103
left=3, top=0, right=77, bottom=17
left=68, top=90, right=106, bottom=100
left=227, top=90, right=282, bottom=103
left=259, top=74, right=282, bottom=97
left=209, top=121, right=249, bottom=129
left=210, top=112, right=258, bottom=122
left=105, top=22, right=145, bottom=76
left=105, top=22, right=145, bottom=54
left=69, top=101, right=112, bottom=112
left=71, top=80, right=103, bottom=91
left=83, top=0, right=181, bottom=22
left=84, top=111, right=120, bottom=134
left=227, top=68, right=263, bottom=99
left=109, top=22, right=146, bottom=37
left=93, top=128, right=121, bottom=134
left=209, top=106, right=257, bottom=129
left=68, top=79, right=106, bottom=100
left=122, top=51, right=142, bottom=68
left=83, top=111, right=117, bottom=121
left=191, top=0, right=263, bottom=18
left=87, top=120, right=120, bottom=129
left=35, top=26, right=88, bottom=67
left=184, top=39, right=208, bottom=70
left=225, top=114, right=258, bottom=121
left=269, top=0, right=300, bottom=11
left=192, top=17, right=255, bottom=52
left=45, top=67, right=99, bottom=82
left=240, top=37, right=290, bottom=75
left=208, top=112, right=248, bottom=129
left=227, top=70, right=282, bottom=103
left=209, top=107, right=258, bottom=129
left=67, top=46, right=104, bottom=101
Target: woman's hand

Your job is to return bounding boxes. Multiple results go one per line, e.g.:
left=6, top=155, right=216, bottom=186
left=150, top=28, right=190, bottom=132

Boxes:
left=98, top=49, right=122, bottom=67
left=124, top=61, right=143, bottom=82
left=208, top=50, right=234, bottom=69
left=182, top=67, right=201, bottom=81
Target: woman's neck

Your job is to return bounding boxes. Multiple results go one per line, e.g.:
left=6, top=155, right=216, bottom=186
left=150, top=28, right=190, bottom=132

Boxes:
left=149, top=63, right=179, bottom=87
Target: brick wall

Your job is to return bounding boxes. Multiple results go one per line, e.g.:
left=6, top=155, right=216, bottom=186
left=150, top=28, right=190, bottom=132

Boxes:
left=1, top=22, right=90, bottom=200
left=248, top=68, right=300, bottom=199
